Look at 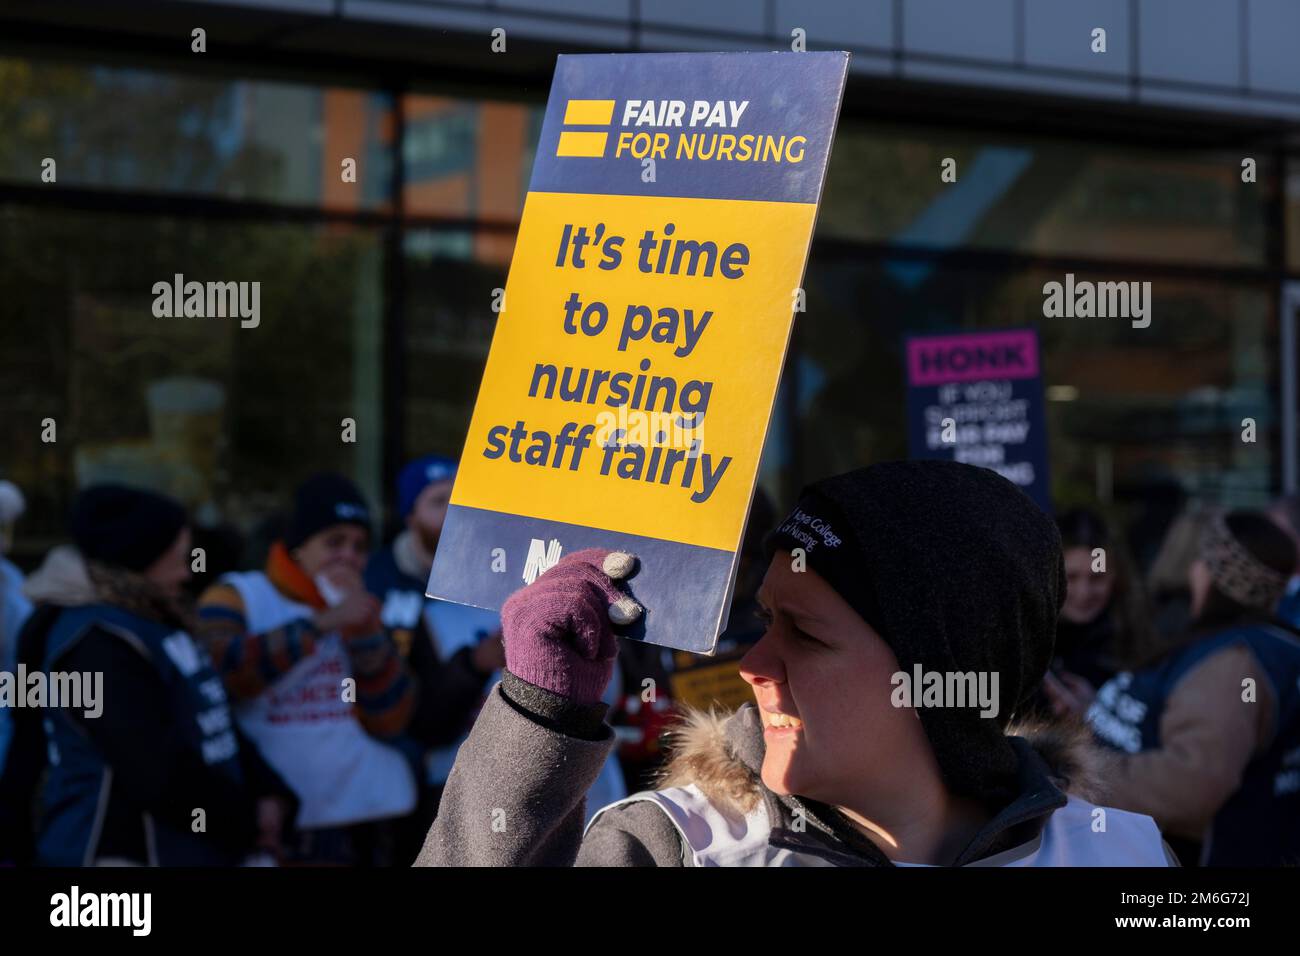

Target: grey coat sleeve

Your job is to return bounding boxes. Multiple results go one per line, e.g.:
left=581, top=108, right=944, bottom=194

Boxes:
left=413, top=674, right=687, bottom=867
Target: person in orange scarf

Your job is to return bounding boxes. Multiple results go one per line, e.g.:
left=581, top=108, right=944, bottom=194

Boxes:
left=197, top=473, right=419, bottom=865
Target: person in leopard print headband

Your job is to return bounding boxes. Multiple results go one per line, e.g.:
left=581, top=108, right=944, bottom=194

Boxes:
left=1198, top=510, right=1293, bottom=613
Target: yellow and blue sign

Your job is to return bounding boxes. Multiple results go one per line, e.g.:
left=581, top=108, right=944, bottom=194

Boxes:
left=427, top=51, right=849, bottom=653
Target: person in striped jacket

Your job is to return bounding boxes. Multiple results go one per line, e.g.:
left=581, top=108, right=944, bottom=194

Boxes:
left=198, top=473, right=419, bottom=865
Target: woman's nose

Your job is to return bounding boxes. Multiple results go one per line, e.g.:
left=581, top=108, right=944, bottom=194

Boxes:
left=739, top=632, right=784, bottom=687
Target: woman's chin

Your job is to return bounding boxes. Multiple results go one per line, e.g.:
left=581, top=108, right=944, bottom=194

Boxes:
left=760, top=755, right=806, bottom=797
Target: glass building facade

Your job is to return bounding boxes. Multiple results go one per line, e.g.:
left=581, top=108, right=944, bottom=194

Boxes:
left=1, top=4, right=1297, bottom=573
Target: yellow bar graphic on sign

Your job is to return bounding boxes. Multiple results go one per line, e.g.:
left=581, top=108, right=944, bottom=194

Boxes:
left=556, top=131, right=608, bottom=157
left=562, top=99, right=615, bottom=125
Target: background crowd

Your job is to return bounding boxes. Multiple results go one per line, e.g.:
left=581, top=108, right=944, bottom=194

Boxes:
left=0, top=458, right=1297, bottom=866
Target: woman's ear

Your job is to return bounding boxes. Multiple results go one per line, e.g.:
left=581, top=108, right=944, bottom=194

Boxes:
left=1187, top=559, right=1210, bottom=615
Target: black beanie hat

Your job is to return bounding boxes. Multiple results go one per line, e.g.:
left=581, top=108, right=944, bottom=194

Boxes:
left=285, top=472, right=372, bottom=550
left=71, top=484, right=188, bottom=573
left=764, top=459, right=1065, bottom=805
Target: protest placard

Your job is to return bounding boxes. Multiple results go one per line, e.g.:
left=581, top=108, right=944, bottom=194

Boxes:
left=905, top=328, right=1051, bottom=512
left=427, top=51, right=849, bottom=653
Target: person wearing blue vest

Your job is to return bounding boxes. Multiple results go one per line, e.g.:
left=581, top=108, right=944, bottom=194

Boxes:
left=23, top=485, right=295, bottom=866
left=362, top=455, right=502, bottom=860
left=1267, top=494, right=1300, bottom=628
left=364, top=455, right=504, bottom=754
left=366, top=455, right=627, bottom=825
left=0, top=479, right=33, bottom=776
left=1075, top=510, right=1300, bottom=866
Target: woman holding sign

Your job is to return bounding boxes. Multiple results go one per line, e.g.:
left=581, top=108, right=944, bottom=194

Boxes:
left=415, top=460, right=1173, bottom=867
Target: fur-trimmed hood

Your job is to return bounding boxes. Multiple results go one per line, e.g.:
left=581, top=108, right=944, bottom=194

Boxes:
left=653, top=702, right=1114, bottom=864
left=23, top=545, right=96, bottom=607
left=23, top=544, right=193, bottom=630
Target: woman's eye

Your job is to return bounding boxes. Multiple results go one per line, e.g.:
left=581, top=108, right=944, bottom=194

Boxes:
left=755, top=606, right=773, bottom=625
left=791, top=626, right=823, bottom=646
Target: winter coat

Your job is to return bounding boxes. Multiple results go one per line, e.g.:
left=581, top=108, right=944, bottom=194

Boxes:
left=414, top=671, right=1176, bottom=867
left=0, top=556, right=33, bottom=772
left=0, top=547, right=295, bottom=866
left=1088, top=622, right=1300, bottom=865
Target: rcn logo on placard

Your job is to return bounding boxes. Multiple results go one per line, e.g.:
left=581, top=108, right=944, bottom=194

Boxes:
left=555, top=99, right=614, bottom=158
left=522, top=538, right=563, bottom=585
left=335, top=502, right=367, bottom=521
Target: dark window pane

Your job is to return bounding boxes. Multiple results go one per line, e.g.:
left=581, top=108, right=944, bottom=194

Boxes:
left=821, top=122, right=1272, bottom=268
left=0, top=58, right=394, bottom=210
left=402, top=229, right=506, bottom=463
left=794, top=251, right=1276, bottom=515
left=0, top=207, right=384, bottom=560
left=403, top=95, right=542, bottom=220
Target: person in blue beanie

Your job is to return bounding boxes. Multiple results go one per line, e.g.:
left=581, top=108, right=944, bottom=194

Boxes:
left=365, top=455, right=505, bottom=743
left=364, top=456, right=505, bottom=857
left=366, top=455, right=627, bottom=834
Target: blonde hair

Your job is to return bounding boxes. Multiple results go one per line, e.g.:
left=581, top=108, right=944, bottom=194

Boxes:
left=1147, top=504, right=1216, bottom=596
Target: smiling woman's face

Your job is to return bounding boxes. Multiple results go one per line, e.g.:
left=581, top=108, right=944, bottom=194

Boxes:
left=1060, top=546, right=1113, bottom=625
left=739, top=553, right=932, bottom=806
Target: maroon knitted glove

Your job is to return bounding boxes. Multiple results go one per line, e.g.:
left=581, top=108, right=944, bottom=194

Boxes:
left=500, top=548, right=642, bottom=705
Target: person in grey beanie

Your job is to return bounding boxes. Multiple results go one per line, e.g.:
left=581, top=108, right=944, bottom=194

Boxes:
left=415, top=460, right=1175, bottom=867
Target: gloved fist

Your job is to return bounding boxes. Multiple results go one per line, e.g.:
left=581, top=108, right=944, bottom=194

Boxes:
left=500, top=548, right=642, bottom=705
